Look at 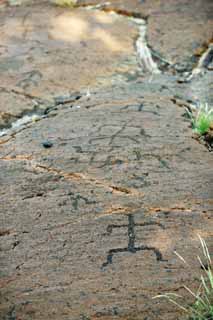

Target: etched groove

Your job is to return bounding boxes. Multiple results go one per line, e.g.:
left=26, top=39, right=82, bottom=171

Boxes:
left=102, top=214, right=165, bottom=269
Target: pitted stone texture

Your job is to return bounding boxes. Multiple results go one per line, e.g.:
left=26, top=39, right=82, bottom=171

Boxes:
left=0, top=0, right=212, bottom=125
left=0, top=81, right=212, bottom=320
left=147, top=0, right=213, bottom=68
left=0, top=1, right=213, bottom=319
left=0, top=1, right=138, bottom=118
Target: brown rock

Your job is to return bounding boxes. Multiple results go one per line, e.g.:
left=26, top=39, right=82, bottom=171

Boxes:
left=0, top=1, right=213, bottom=320
left=0, top=80, right=213, bottom=320
left=0, top=1, right=138, bottom=118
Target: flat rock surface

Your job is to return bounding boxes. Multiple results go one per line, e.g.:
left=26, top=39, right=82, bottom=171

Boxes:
left=0, top=1, right=138, bottom=124
left=79, top=0, right=213, bottom=66
left=0, top=1, right=213, bottom=320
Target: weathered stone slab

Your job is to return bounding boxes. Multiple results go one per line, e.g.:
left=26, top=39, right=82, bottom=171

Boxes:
left=79, top=0, right=213, bottom=67
left=0, top=1, right=213, bottom=319
left=147, top=0, right=213, bottom=68
left=0, top=1, right=138, bottom=120
left=0, top=80, right=212, bottom=320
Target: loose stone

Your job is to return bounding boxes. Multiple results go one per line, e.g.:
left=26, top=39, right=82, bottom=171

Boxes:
left=42, top=140, right=53, bottom=148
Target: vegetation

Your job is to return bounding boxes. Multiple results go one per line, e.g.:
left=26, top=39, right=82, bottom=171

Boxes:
left=51, top=0, right=77, bottom=7
left=154, top=236, right=213, bottom=319
left=186, top=103, right=213, bottom=135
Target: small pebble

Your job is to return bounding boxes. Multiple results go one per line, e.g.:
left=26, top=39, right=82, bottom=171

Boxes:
left=42, top=140, right=53, bottom=148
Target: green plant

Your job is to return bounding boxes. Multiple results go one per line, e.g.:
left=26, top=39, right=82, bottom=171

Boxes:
left=186, top=103, right=213, bottom=135
left=154, top=236, right=213, bottom=319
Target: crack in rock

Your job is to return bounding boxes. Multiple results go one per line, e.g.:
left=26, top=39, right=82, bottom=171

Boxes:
left=0, top=154, right=33, bottom=161
left=188, top=43, right=213, bottom=80
left=135, top=21, right=161, bottom=74
left=35, top=164, right=143, bottom=196
left=0, top=229, right=11, bottom=237
left=78, top=2, right=148, bottom=20
left=0, top=88, right=83, bottom=137
left=78, top=3, right=161, bottom=74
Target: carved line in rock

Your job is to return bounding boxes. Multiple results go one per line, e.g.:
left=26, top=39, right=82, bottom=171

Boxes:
left=102, top=214, right=165, bottom=269
left=87, top=121, right=146, bottom=147
left=69, top=192, right=96, bottom=210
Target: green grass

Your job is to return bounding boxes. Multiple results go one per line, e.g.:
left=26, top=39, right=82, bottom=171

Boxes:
left=154, top=236, right=213, bottom=319
left=186, top=103, right=213, bottom=135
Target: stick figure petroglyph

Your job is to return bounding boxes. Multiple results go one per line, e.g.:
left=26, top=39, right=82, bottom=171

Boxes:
left=102, top=214, right=166, bottom=269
